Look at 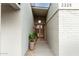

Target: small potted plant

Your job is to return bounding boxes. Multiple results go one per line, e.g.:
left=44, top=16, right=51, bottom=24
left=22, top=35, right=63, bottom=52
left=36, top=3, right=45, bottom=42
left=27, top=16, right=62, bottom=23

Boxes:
left=33, top=32, right=38, bottom=44
left=29, top=32, right=37, bottom=50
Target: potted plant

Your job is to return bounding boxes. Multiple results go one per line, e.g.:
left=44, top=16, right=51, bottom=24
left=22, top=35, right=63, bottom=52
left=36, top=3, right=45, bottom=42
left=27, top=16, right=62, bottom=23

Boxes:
left=33, top=32, right=38, bottom=44
left=29, top=32, right=37, bottom=50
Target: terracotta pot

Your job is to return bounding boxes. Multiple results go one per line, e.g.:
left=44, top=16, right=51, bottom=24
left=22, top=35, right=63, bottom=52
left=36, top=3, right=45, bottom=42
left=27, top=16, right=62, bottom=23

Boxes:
left=29, top=42, right=35, bottom=50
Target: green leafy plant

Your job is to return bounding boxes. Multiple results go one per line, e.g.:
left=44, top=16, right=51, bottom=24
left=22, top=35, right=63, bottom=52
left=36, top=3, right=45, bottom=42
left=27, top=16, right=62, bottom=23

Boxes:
left=29, top=32, right=37, bottom=42
left=33, top=32, right=37, bottom=37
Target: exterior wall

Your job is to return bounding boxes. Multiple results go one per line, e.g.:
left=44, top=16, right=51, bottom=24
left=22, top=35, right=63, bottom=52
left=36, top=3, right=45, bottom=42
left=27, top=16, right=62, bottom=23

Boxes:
left=59, top=10, right=79, bottom=56
left=46, top=3, right=58, bottom=22
left=46, top=3, right=59, bottom=56
left=21, top=3, right=34, bottom=55
left=59, top=3, right=79, bottom=56
left=47, top=3, right=79, bottom=56
left=0, top=4, right=1, bottom=55
left=1, top=3, right=34, bottom=56
left=1, top=4, right=22, bottom=56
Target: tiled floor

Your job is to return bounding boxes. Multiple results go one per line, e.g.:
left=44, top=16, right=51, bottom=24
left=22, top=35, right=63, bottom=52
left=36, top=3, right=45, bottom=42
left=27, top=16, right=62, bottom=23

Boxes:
left=27, top=39, right=54, bottom=56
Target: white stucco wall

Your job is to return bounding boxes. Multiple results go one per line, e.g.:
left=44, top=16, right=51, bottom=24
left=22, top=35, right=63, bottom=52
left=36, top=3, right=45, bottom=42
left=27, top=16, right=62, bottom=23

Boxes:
left=59, top=3, right=79, bottom=56
left=21, top=3, right=34, bottom=55
left=1, top=3, right=34, bottom=56
left=59, top=10, right=79, bottom=56
left=0, top=4, right=1, bottom=34
left=46, top=3, right=58, bottom=22
left=0, top=4, right=1, bottom=55
left=46, top=3, right=59, bottom=56
left=1, top=4, right=22, bottom=56
left=47, top=3, right=79, bottom=56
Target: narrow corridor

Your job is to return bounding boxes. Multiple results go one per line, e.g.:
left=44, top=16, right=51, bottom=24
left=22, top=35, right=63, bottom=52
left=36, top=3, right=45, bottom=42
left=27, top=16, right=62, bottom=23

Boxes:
left=1, top=3, right=79, bottom=56
left=27, top=39, right=53, bottom=56
left=26, top=3, right=54, bottom=56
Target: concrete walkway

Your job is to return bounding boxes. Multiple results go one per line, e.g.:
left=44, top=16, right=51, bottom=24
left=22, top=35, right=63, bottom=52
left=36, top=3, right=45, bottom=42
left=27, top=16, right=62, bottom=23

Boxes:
left=27, top=39, right=53, bottom=56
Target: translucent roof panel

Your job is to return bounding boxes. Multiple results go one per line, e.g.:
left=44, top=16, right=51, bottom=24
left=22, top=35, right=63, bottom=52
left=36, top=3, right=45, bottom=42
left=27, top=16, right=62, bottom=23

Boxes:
left=31, top=3, right=50, bottom=8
